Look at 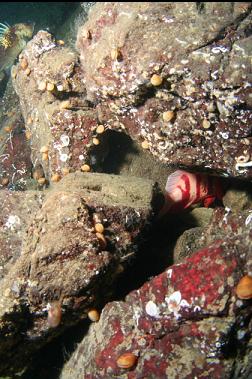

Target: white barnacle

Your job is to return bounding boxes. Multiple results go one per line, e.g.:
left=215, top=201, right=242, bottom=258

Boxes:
left=5, top=215, right=21, bottom=230
left=53, top=141, right=62, bottom=150
left=193, top=305, right=201, bottom=312
left=145, top=300, right=160, bottom=318
left=165, top=290, right=182, bottom=314
left=59, top=153, right=69, bottom=162
left=167, top=269, right=173, bottom=279
left=60, top=134, right=70, bottom=147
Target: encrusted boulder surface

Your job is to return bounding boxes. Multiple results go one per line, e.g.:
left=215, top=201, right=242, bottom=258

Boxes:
left=0, top=81, right=32, bottom=189
left=0, top=172, right=158, bottom=376
left=173, top=182, right=252, bottom=263
left=0, top=190, right=43, bottom=281
left=12, top=30, right=107, bottom=183
left=61, top=208, right=252, bottom=379
left=77, top=2, right=252, bottom=179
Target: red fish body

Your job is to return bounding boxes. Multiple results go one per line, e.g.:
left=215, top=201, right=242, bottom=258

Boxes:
left=160, top=170, right=223, bottom=215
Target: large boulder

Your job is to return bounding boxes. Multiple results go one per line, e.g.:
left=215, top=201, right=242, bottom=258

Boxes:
left=0, top=172, right=159, bottom=376
left=12, top=31, right=106, bottom=183
left=77, top=2, right=252, bottom=179
left=61, top=207, right=252, bottom=379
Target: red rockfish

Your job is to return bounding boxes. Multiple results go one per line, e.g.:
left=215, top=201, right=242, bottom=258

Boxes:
left=159, top=170, right=223, bottom=215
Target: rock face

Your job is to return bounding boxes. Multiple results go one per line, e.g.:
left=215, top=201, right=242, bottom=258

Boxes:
left=12, top=31, right=106, bottom=183
left=77, top=2, right=252, bottom=179
left=0, top=173, right=158, bottom=376
left=61, top=207, right=252, bottom=379
left=0, top=81, right=32, bottom=189
left=0, top=190, right=43, bottom=280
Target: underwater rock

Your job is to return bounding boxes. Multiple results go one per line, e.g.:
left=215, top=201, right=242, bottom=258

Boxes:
left=77, top=2, right=252, bottom=179
left=0, top=190, right=43, bottom=280
left=60, top=207, right=252, bottom=379
left=102, top=130, right=170, bottom=189
left=173, top=203, right=252, bottom=263
left=12, top=30, right=108, bottom=184
left=0, top=80, right=32, bottom=189
left=0, top=172, right=159, bottom=376
left=223, top=181, right=252, bottom=212
left=173, top=226, right=205, bottom=264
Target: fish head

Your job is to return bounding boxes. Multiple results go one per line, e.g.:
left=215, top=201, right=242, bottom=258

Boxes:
left=157, top=170, right=196, bottom=216
left=0, top=23, right=34, bottom=74
left=159, top=170, right=219, bottom=216
left=165, top=170, right=196, bottom=204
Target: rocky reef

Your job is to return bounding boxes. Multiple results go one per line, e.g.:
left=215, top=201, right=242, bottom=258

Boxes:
left=0, top=2, right=251, bottom=378
left=61, top=208, right=252, bottom=379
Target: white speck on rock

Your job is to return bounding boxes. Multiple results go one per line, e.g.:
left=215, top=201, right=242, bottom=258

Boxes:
left=245, top=213, right=252, bottom=226
left=219, top=132, right=229, bottom=139
left=60, top=134, right=70, bottom=147
left=167, top=269, right=173, bottom=279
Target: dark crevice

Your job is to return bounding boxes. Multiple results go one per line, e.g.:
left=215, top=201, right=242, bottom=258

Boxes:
left=242, top=22, right=252, bottom=38
left=22, top=318, right=90, bottom=379
left=196, top=2, right=205, bottom=15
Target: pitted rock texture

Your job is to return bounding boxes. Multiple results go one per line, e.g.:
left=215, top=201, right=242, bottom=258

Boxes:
left=12, top=30, right=107, bottom=183
left=61, top=208, right=252, bottom=379
left=77, top=2, right=252, bottom=179
left=0, top=172, right=158, bottom=376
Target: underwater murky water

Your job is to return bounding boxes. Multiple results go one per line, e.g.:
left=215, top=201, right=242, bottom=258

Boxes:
left=1, top=2, right=80, bottom=33
left=0, top=3, right=93, bottom=88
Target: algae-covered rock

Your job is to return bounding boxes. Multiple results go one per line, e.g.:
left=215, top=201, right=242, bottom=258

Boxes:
left=77, top=2, right=252, bottom=179
left=0, top=173, right=159, bottom=376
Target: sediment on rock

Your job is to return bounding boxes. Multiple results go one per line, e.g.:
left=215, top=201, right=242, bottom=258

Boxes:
left=0, top=172, right=159, bottom=376
left=12, top=30, right=106, bottom=184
